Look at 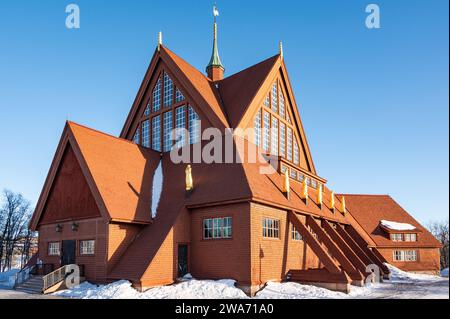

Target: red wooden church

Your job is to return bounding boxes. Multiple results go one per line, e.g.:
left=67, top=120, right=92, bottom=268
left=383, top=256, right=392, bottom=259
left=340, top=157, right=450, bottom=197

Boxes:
left=27, top=13, right=441, bottom=295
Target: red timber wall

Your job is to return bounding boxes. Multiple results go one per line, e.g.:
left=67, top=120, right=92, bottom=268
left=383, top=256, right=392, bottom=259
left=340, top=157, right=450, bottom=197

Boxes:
left=40, top=146, right=101, bottom=224
left=189, top=203, right=252, bottom=288
left=249, top=203, right=321, bottom=291
left=38, top=218, right=108, bottom=283
left=107, top=223, right=142, bottom=273
left=37, top=144, right=109, bottom=282
left=377, top=247, right=441, bottom=275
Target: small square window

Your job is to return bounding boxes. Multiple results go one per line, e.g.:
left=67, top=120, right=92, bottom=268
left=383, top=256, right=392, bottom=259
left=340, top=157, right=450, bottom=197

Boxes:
left=262, top=218, right=280, bottom=239
left=48, top=242, right=60, bottom=256
left=80, top=240, right=95, bottom=255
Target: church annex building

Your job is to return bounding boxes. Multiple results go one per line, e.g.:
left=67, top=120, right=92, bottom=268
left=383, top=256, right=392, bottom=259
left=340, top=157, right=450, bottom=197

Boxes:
left=28, top=16, right=441, bottom=295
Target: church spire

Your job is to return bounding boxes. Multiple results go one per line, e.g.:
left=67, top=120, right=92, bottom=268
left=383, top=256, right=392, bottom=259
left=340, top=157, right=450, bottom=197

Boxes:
left=206, top=5, right=225, bottom=81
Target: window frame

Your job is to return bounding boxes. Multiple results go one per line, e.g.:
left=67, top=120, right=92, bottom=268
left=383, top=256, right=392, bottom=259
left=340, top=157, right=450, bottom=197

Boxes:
left=404, top=233, right=417, bottom=242
left=48, top=242, right=61, bottom=256
left=203, top=217, right=233, bottom=240
left=291, top=225, right=303, bottom=241
left=262, top=217, right=280, bottom=239
left=79, top=239, right=95, bottom=256
left=391, top=233, right=403, bottom=242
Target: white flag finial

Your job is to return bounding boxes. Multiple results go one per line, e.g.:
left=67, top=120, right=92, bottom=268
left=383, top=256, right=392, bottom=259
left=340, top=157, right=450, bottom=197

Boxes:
left=213, top=6, right=219, bottom=17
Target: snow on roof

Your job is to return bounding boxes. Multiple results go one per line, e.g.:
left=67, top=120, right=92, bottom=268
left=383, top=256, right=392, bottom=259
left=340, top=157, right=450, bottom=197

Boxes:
left=151, top=160, right=163, bottom=219
left=380, top=220, right=416, bottom=231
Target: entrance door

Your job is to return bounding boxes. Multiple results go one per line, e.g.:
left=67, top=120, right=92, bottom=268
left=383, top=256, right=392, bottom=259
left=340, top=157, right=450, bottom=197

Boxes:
left=177, top=244, right=188, bottom=278
left=61, top=240, right=76, bottom=266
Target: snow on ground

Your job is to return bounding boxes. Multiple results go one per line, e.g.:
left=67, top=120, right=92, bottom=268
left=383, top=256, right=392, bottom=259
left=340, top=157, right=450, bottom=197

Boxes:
left=380, top=220, right=416, bottom=231
left=53, top=277, right=248, bottom=299
left=441, top=268, right=448, bottom=278
left=51, top=265, right=449, bottom=300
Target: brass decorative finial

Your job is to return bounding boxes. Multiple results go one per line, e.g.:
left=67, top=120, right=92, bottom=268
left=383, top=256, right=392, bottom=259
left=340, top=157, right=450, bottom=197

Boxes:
left=330, top=191, right=335, bottom=212
left=279, top=41, right=283, bottom=59
left=302, top=177, right=309, bottom=202
left=317, top=183, right=323, bottom=208
left=341, top=195, right=346, bottom=215
left=158, top=31, right=163, bottom=51
left=185, top=165, right=193, bottom=191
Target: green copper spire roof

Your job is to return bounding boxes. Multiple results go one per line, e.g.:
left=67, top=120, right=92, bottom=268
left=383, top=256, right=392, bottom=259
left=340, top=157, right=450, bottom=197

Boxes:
left=206, top=17, right=224, bottom=72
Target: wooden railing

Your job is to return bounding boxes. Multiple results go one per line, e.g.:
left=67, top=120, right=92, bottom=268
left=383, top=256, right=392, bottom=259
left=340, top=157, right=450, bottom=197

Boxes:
left=42, top=265, right=69, bottom=292
left=42, top=264, right=85, bottom=292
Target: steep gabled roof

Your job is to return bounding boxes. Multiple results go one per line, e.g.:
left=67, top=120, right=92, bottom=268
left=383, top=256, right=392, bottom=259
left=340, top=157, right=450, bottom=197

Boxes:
left=31, top=122, right=161, bottom=229
left=217, top=55, right=280, bottom=128
left=342, top=194, right=441, bottom=248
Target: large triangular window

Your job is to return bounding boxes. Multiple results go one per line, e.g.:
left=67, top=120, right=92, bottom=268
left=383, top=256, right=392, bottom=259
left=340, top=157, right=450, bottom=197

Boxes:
left=132, top=70, right=201, bottom=152
left=252, top=79, right=300, bottom=164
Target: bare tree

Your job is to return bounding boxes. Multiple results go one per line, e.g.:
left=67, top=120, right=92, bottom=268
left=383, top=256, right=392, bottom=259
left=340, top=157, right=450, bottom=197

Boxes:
left=0, top=190, right=33, bottom=271
left=427, top=220, right=449, bottom=270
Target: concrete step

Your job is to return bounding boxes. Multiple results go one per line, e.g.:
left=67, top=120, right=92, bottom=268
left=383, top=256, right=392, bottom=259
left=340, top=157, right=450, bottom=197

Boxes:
left=15, top=287, right=42, bottom=294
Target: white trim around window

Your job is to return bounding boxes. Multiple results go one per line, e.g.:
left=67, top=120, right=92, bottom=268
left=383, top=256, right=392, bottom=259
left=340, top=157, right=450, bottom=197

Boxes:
left=48, top=242, right=60, bottom=256
left=393, top=250, right=418, bottom=262
left=80, top=240, right=95, bottom=255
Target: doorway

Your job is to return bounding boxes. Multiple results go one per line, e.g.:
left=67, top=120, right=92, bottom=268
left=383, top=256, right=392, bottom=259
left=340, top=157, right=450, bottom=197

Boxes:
left=177, top=244, right=189, bottom=278
left=61, top=240, right=76, bottom=266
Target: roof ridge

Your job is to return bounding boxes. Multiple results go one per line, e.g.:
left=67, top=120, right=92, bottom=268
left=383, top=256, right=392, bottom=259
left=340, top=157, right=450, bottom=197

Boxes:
left=220, top=54, right=280, bottom=82
left=68, top=121, right=146, bottom=148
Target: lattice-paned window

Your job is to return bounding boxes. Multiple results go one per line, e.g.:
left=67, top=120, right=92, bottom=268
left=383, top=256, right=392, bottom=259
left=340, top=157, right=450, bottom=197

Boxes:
left=144, top=104, right=151, bottom=117
left=290, top=168, right=297, bottom=179
left=163, top=73, right=173, bottom=107
left=279, top=90, right=285, bottom=119
left=280, top=123, right=286, bottom=158
left=393, top=250, right=403, bottom=261
left=271, top=117, right=278, bottom=156
left=271, top=83, right=278, bottom=113
left=133, top=126, right=140, bottom=144
left=203, top=217, right=232, bottom=239
left=80, top=240, right=95, bottom=255
left=291, top=225, right=303, bottom=241
left=188, top=106, right=200, bottom=144
left=163, top=111, right=173, bottom=152
left=264, top=95, right=270, bottom=108
left=141, top=120, right=150, bottom=148
left=254, top=109, right=262, bottom=147
left=151, top=115, right=161, bottom=151
left=263, top=111, right=270, bottom=152
left=153, top=78, right=161, bottom=112
left=286, top=112, right=291, bottom=124
left=405, top=250, right=418, bottom=261
left=262, top=218, right=280, bottom=239
left=293, top=138, right=299, bottom=165
left=391, top=234, right=403, bottom=242
left=175, top=105, right=186, bottom=148
left=48, top=242, right=60, bottom=256
left=175, top=88, right=185, bottom=103
left=287, top=127, right=293, bottom=161
left=404, top=234, right=417, bottom=242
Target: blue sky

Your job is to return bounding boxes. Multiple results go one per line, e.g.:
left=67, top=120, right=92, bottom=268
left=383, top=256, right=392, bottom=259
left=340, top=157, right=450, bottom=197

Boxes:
left=0, top=0, right=448, bottom=224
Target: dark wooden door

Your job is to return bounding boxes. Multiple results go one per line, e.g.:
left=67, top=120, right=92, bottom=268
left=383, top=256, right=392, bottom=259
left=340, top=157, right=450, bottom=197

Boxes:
left=61, top=240, right=76, bottom=266
left=177, top=244, right=188, bottom=278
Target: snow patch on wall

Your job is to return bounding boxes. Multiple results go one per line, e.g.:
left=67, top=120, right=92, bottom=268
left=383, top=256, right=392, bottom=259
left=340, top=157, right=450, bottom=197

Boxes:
left=151, top=160, right=163, bottom=219
left=380, top=220, right=416, bottom=231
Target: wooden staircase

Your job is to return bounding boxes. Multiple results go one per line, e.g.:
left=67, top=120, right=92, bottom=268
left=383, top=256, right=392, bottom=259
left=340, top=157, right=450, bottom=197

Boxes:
left=14, top=276, right=44, bottom=294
